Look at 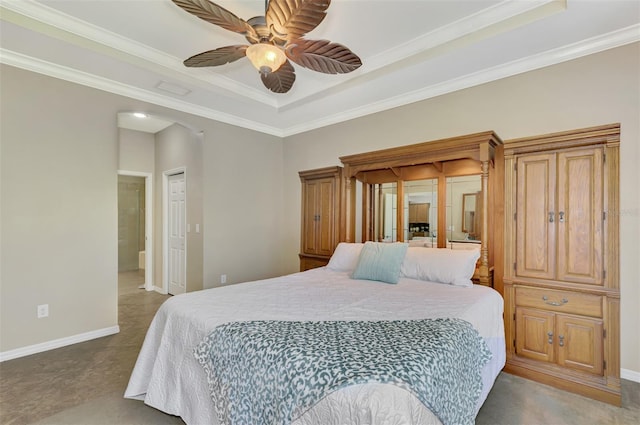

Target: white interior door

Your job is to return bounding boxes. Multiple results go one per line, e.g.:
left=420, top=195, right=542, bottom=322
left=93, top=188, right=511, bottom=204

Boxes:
left=168, top=173, right=186, bottom=295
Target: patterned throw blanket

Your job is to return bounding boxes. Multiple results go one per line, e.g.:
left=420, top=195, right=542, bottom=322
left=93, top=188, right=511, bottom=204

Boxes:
left=194, top=318, right=491, bottom=425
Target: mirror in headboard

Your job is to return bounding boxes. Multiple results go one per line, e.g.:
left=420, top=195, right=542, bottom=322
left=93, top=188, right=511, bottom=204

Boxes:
left=374, top=182, right=398, bottom=242
left=405, top=179, right=438, bottom=244
left=462, top=192, right=478, bottom=236
left=446, top=175, right=482, bottom=244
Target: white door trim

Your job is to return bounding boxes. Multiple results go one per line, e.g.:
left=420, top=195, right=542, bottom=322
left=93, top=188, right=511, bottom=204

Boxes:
left=117, top=170, right=153, bottom=291
left=162, top=167, right=187, bottom=295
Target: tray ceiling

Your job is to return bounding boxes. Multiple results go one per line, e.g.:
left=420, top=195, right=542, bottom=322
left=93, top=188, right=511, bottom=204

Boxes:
left=1, top=0, right=638, bottom=136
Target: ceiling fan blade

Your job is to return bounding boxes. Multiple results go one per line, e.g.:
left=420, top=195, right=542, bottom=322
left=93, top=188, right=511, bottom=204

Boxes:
left=184, top=45, right=248, bottom=67
left=266, top=0, right=330, bottom=43
left=261, top=60, right=296, bottom=93
left=285, top=39, right=361, bottom=74
left=172, top=0, right=257, bottom=38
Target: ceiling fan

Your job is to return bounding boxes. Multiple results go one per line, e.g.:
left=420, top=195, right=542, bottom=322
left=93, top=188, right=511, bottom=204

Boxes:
left=171, top=0, right=362, bottom=93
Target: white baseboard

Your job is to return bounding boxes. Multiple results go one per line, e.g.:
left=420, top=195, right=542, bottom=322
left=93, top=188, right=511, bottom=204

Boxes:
left=621, top=368, right=640, bottom=383
left=0, top=326, right=120, bottom=362
left=153, top=285, right=167, bottom=294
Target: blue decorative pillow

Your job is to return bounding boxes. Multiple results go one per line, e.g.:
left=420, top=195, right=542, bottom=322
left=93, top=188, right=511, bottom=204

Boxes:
left=351, top=242, right=409, bottom=284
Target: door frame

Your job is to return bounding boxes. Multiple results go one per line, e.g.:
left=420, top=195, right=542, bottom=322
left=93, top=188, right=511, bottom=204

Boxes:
left=117, top=170, right=153, bottom=291
left=162, top=167, right=187, bottom=295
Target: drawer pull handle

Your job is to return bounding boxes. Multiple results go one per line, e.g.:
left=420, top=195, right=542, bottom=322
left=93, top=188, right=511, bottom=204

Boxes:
left=547, top=331, right=553, bottom=344
left=542, top=296, right=568, bottom=306
left=559, top=335, right=565, bottom=347
left=548, top=212, right=554, bottom=223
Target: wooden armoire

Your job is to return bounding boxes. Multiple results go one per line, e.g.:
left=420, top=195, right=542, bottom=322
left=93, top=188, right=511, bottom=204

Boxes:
left=299, top=166, right=343, bottom=271
left=503, top=124, right=620, bottom=405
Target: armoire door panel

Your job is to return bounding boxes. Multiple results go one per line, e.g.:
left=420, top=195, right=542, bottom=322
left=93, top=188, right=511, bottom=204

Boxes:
left=317, top=179, right=336, bottom=256
left=303, top=181, right=319, bottom=254
left=516, top=154, right=556, bottom=280
left=516, top=308, right=555, bottom=363
left=557, top=315, right=604, bottom=376
left=556, top=149, right=603, bottom=285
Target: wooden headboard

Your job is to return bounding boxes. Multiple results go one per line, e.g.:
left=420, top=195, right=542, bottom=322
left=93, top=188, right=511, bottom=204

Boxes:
left=339, top=131, right=504, bottom=288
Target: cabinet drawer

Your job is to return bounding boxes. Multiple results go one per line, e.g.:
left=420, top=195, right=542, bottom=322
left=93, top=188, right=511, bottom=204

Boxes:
left=515, top=287, right=603, bottom=318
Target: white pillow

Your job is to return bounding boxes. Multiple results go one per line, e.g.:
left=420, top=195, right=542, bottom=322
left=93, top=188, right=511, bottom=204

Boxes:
left=326, top=243, right=364, bottom=272
left=408, top=239, right=428, bottom=247
left=449, top=242, right=481, bottom=251
left=400, top=247, right=480, bottom=287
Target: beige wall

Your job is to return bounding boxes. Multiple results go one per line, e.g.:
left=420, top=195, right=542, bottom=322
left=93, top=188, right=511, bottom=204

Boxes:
left=282, top=43, right=640, bottom=376
left=1, top=65, right=119, bottom=351
left=154, top=123, right=203, bottom=293
left=200, top=122, right=286, bottom=288
left=0, top=64, right=284, bottom=355
left=118, top=128, right=155, bottom=173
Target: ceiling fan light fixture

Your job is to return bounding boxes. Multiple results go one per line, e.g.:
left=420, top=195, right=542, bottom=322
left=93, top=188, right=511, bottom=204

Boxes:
left=245, top=43, right=286, bottom=75
left=172, top=0, right=361, bottom=93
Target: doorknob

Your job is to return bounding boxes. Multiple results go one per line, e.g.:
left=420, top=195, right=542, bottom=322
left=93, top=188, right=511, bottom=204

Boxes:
left=559, top=211, right=565, bottom=223
left=548, top=212, right=554, bottom=223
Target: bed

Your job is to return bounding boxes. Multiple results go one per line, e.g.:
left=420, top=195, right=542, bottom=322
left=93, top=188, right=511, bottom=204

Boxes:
left=125, top=243, right=505, bottom=425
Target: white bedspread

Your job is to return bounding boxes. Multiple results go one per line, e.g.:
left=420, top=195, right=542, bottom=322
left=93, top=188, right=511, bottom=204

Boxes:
left=125, top=268, right=505, bottom=425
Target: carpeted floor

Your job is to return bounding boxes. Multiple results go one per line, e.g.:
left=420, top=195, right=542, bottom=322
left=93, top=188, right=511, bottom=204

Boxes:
left=0, top=271, right=638, bottom=425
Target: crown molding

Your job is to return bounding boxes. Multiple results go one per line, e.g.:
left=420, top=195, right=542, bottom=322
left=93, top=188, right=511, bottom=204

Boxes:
left=357, top=0, right=562, bottom=74
left=1, top=0, right=562, bottom=111
left=280, top=24, right=640, bottom=137
left=0, top=48, right=284, bottom=137
left=0, top=0, right=278, bottom=107
left=275, top=0, right=564, bottom=109
left=2, top=24, right=637, bottom=138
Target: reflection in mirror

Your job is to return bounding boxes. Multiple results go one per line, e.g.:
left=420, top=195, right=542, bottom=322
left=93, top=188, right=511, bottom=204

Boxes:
left=446, top=175, right=481, bottom=246
left=404, top=179, right=438, bottom=245
left=374, top=182, right=397, bottom=242
left=462, top=192, right=479, bottom=237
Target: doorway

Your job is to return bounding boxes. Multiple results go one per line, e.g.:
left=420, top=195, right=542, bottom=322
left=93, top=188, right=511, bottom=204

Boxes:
left=117, top=171, right=153, bottom=291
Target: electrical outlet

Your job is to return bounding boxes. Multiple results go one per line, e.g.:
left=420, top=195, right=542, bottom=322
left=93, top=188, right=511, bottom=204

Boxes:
left=37, top=304, right=49, bottom=318
left=220, top=274, right=227, bottom=284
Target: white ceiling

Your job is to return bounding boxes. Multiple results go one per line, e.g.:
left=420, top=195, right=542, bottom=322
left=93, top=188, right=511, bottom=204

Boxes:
left=1, top=0, right=639, bottom=136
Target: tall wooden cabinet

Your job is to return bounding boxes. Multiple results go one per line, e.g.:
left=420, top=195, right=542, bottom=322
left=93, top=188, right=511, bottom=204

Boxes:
left=299, top=166, right=343, bottom=271
left=503, top=124, right=620, bottom=405
left=408, top=203, right=429, bottom=223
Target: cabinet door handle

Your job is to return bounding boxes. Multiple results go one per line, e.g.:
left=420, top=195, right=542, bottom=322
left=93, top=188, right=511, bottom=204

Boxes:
left=559, top=211, right=565, bottom=223
left=549, top=212, right=554, bottom=223
left=542, top=295, right=569, bottom=306
left=547, top=331, right=553, bottom=344
left=558, top=335, right=565, bottom=347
